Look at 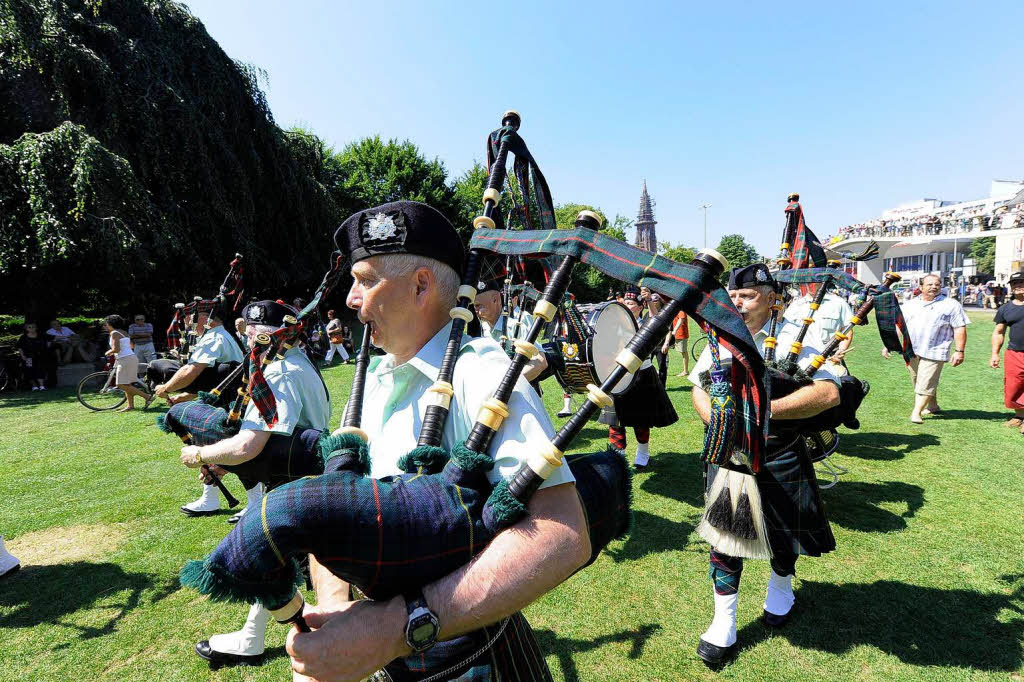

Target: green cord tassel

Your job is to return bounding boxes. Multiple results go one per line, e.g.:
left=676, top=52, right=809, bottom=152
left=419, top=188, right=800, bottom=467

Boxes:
left=702, top=370, right=736, bottom=466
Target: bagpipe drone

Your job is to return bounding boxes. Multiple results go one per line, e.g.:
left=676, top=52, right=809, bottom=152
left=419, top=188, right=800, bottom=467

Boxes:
left=178, top=112, right=770, bottom=651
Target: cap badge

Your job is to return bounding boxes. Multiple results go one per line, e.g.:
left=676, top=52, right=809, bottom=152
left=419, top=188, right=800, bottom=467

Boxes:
left=755, top=267, right=768, bottom=282
left=249, top=305, right=264, bottom=321
left=362, top=211, right=407, bottom=248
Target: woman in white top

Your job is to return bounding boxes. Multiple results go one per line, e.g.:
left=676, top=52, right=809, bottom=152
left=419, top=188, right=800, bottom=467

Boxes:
left=103, top=314, right=153, bottom=411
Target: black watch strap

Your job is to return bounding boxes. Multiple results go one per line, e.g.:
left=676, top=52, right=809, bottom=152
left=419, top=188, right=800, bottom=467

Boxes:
left=404, top=589, right=439, bottom=653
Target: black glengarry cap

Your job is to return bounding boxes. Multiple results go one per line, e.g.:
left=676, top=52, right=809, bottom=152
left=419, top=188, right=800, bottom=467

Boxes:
left=242, top=300, right=296, bottom=329
left=728, top=263, right=774, bottom=290
left=333, top=200, right=465, bottom=274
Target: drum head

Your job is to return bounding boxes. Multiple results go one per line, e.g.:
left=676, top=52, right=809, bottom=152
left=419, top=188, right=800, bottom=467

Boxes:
left=587, top=302, right=639, bottom=394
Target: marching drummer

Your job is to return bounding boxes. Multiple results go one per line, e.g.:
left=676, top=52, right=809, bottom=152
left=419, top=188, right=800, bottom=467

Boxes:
left=598, top=286, right=678, bottom=468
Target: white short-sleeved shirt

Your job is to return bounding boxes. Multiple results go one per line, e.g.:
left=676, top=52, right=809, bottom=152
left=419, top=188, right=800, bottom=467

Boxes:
left=241, top=347, right=331, bottom=435
left=353, top=321, right=574, bottom=489
left=782, top=292, right=854, bottom=348
left=688, top=318, right=842, bottom=388
left=188, top=325, right=245, bottom=366
left=901, top=295, right=970, bottom=362
left=481, top=312, right=535, bottom=346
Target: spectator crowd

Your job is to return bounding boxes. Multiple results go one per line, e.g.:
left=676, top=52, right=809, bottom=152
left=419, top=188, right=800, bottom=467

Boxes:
left=832, top=202, right=1024, bottom=241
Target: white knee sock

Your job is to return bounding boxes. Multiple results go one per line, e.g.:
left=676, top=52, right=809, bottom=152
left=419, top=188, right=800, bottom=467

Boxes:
left=561, top=395, right=572, bottom=412
left=634, top=441, right=650, bottom=466
left=764, top=571, right=795, bottom=616
left=701, top=591, right=738, bottom=647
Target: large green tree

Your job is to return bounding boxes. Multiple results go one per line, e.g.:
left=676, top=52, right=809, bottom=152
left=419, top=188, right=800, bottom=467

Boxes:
left=715, top=234, right=761, bottom=282
left=0, top=0, right=339, bottom=320
left=324, top=136, right=460, bottom=228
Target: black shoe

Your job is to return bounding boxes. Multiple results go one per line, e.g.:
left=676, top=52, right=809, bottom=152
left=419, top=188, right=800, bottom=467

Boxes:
left=195, top=640, right=263, bottom=668
left=556, top=410, right=571, bottom=418
left=763, top=609, right=792, bottom=628
left=696, top=637, right=734, bottom=667
left=180, top=506, right=219, bottom=517
left=227, top=511, right=246, bottom=524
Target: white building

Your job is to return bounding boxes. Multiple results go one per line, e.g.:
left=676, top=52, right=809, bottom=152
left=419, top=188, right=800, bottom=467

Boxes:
left=829, top=180, right=1024, bottom=285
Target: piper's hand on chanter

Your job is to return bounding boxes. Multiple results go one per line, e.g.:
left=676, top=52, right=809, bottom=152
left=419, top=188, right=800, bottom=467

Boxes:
left=830, top=346, right=852, bottom=364
left=990, top=352, right=1001, bottom=369
left=180, top=445, right=204, bottom=468
left=154, top=384, right=169, bottom=400
left=286, top=597, right=409, bottom=682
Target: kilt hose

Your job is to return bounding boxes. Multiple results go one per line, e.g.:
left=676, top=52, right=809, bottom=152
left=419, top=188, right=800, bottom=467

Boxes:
left=1004, top=349, right=1024, bottom=410
left=599, top=365, right=678, bottom=429
left=706, top=435, right=835, bottom=563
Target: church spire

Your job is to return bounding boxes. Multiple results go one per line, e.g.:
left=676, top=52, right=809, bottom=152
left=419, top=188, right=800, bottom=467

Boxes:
left=635, top=180, right=657, bottom=252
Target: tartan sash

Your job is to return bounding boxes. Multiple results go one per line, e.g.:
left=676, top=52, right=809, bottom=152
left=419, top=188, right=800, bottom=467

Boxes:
left=471, top=226, right=768, bottom=468
left=248, top=251, right=347, bottom=426
left=166, top=308, right=183, bottom=349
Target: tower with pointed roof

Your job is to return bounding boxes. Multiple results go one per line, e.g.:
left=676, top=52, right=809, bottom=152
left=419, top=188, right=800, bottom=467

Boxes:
left=635, top=181, right=657, bottom=253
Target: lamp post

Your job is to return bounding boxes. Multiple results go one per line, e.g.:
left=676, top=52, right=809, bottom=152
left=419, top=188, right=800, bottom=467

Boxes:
left=698, top=203, right=712, bottom=248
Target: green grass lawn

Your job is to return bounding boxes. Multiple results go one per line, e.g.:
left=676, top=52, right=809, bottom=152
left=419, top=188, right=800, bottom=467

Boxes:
left=1, top=311, right=1022, bottom=681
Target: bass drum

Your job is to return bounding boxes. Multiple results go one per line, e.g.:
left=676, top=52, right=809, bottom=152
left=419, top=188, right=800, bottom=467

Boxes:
left=555, top=301, right=638, bottom=395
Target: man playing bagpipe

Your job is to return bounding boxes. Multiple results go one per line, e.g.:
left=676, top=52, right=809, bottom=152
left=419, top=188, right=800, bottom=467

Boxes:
left=281, top=201, right=590, bottom=681
left=689, top=263, right=841, bottom=665
left=598, top=286, right=678, bottom=469
left=176, top=298, right=331, bottom=666
left=781, top=262, right=856, bottom=372
left=473, top=277, right=548, bottom=383
left=159, top=299, right=248, bottom=518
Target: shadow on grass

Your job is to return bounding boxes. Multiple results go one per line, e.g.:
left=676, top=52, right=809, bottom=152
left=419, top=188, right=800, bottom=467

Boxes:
left=606, top=509, right=695, bottom=563
left=932, top=409, right=1008, bottom=422
left=824, top=480, right=925, bottom=533
left=535, top=623, right=661, bottom=682
left=0, top=561, right=177, bottom=640
left=837, top=431, right=940, bottom=461
left=733, top=578, right=1024, bottom=671
left=638, top=450, right=705, bottom=508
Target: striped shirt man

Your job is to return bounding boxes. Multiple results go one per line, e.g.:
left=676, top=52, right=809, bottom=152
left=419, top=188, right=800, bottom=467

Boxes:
left=901, top=294, right=970, bottom=362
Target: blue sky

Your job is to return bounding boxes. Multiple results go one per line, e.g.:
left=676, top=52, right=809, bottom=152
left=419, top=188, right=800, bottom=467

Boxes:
left=183, top=0, right=1024, bottom=255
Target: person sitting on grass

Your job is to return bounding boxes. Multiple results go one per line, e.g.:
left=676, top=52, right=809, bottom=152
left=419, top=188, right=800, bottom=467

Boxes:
left=16, top=322, right=49, bottom=391
left=103, top=315, right=153, bottom=412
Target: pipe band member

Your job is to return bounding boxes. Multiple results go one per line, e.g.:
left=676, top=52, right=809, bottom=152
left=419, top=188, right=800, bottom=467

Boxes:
left=689, top=263, right=842, bottom=665
left=286, top=201, right=589, bottom=682
left=598, top=285, right=678, bottom=469
left=184, top=299, right=331, bottom=667
left=169, top=301, right=247, bottom=517
left=473, top=277, right=549, bottom=385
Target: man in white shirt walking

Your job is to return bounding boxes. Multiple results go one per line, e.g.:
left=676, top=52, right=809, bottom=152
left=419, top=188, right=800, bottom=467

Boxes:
left=885, top=273, right=969, bottom=423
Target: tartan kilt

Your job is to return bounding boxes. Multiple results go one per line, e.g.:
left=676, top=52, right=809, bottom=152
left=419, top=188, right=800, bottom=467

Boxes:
left=707, top=436, right=835, bottom=558
left=146, top=358, right=180, bottom=385
left=222, top=427, right=324, bottom=491
left=381, top=611, right=552, bottom=681
left=598, top=365, right=678, bottom=429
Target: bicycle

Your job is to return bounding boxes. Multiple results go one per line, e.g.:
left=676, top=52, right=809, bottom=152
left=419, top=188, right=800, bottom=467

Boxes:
left=690, top=333, right=709, bottom=362
left=77, top=357, right=156, bottom=411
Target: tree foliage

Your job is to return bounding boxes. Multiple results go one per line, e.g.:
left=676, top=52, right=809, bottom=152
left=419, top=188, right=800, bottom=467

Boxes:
left=968, top=236, right=995, bottom=277
left=659, top=242, right=696, bottom=265
left=0, top=0, right=339, bottom=319
left=715, top=234, right=761, bottom=282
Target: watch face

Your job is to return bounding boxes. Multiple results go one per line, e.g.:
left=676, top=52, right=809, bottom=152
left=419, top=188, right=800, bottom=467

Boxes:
left=411, top=622, right=436, bottom=641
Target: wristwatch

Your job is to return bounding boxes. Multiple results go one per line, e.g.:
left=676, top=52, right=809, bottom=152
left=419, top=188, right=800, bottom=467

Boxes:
left=404, top=589, right=440, bottom=653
